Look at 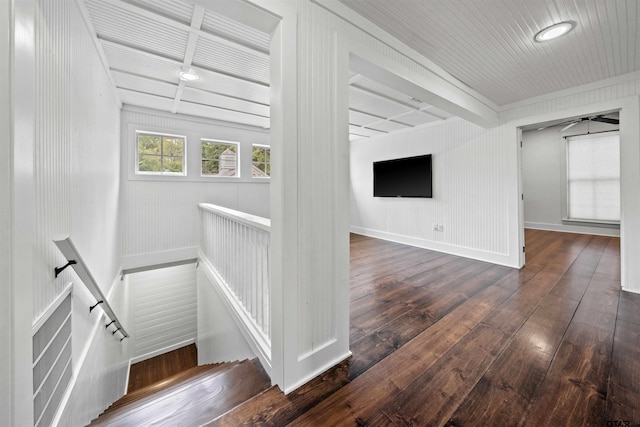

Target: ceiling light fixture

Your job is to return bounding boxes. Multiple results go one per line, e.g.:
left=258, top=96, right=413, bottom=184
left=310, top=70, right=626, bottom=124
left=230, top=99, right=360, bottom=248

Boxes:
left=534, top=21, right=574, bottom=42
left=179, top=70, right=200, bottom=81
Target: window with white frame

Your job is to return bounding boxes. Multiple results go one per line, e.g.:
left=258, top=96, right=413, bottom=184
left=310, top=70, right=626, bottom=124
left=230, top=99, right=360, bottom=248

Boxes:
left=201, top=140, right=239, bottom=177
left=136, top=131, right=186, bottom=175
left=251, top=144, right=270, bottom=178
left=566, top=132, right=620, bottom=222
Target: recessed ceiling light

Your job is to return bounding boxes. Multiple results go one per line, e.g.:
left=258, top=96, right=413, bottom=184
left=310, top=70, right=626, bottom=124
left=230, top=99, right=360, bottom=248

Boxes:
left=534, top=21, right=574, bottom=42
left=179, top=70, right=200, bottom=81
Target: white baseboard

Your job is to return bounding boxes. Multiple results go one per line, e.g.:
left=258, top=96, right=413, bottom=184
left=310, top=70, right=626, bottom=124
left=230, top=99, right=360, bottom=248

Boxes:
left=283, top=351, right=352, bottom=395
left=350, top=226, right=517, bottom=267
left=524, top=221, right=620, bottom=237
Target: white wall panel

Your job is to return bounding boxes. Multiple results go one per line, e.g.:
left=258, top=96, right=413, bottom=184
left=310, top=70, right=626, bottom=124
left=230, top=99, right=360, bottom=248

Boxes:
left=196, top=268, right=255, bottom=364
left=120, top=107, right=270, bottom=268
left=500, top=74, right=640, bottom=121
left=350, top=119, right=514, bottom=265
left=33, top=0, right=121, bottom=318
left=128, top=264, right=197, bottom=361
left=30, top=0, right=127, bottom=424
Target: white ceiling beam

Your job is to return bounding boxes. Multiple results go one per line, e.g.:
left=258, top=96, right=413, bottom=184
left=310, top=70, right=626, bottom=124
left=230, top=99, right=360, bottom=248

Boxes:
left=349, top=73, right=362, bottom=84
left=350, top=51, right=498, bottom=128
left=114, top=70, right=270, bottom=117
left=189, top=0, right=280, bottom=35
left=350, top=108, right=413, bottom=129
left=350, top=84, right=444, bottom=122
left=100, top=0, right=269, bottom=58
left=173, top=6, right=206, bottom=113
left=119, top=88, right=270, bottom=128
left=314, top=0, right=499, bottom=113
left=100, top=39, right=269, bottom=88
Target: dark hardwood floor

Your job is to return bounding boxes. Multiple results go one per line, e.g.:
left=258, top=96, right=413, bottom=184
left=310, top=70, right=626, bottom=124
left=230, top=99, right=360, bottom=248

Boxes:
left=210, top=229, right=640, bottom=426
left=127, top=343, right=198, bottom=393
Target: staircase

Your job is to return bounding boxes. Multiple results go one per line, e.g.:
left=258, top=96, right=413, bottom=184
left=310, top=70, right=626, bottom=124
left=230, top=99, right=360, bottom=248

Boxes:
left=89, top=359, right=271, bottom=426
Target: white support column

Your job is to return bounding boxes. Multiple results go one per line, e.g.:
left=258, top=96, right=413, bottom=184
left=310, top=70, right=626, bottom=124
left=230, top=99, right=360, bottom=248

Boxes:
left=0, top=0, right=13, bottom=420
left=267, top=1, right=297, bottom=391
left=264, top=0, right=353, bottom=393
left=4, top=0, right=36, bottom=425
left=619, top=95, right=640, bottom=293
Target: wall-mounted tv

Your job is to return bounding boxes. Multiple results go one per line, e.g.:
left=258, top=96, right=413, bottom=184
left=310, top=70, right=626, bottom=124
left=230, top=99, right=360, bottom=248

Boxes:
left=373, top=154, right=432, bottom=198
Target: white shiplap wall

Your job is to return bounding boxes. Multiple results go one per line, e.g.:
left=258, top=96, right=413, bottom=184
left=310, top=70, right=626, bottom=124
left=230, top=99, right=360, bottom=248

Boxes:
left=120, top=107, right=270, bottom=269
left=129, top=264, right=197, bottom=361
left=31, top=0, right=127, bottom=424
left=34, top=0, right=122, bottom=317
left=350, top=119, right=514, bottom=266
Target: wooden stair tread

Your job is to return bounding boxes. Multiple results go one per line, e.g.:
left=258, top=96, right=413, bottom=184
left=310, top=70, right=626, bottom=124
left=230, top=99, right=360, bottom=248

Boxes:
left=205, top=358, right=352, bottom=426
left=90, top=359, right=270, bottom=426
left=104, top=362, right=237, bottom=414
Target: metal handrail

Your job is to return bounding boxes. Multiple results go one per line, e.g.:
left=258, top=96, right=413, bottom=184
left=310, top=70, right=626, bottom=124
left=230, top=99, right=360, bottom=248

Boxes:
left=53, top=237, right=129, bottom=339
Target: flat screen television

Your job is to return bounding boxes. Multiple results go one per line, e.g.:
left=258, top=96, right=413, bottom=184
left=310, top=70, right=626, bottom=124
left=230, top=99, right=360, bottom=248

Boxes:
left=373, top=154, right=432, bottom=198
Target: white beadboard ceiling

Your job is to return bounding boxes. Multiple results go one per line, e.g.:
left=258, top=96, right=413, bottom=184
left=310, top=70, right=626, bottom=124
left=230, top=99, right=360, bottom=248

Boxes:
left=80, top=0, right=458, bottom=141
left=81, top=0, right=638, bottom=140
left=338, top=0, right=640, bottom=106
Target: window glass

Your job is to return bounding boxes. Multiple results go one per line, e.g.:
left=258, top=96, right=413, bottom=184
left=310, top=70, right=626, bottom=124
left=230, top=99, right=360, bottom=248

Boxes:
left=137, top=132, right=186, bottom=175
left=252, top=145, right=270, bottom=178
left=202, top=140, right=239, bottom=177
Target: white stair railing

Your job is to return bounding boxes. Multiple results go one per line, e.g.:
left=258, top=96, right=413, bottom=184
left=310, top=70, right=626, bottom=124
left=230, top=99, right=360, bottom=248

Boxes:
left=198, top=203, right=271, bottom=361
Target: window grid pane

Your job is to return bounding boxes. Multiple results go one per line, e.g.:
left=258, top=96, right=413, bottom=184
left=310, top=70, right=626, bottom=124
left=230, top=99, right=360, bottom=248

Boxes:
left=251, top=145, right=270, bottom=178
left=137, top=132, right=185, bottom=175
left=201, top=141, right=238, bottom=177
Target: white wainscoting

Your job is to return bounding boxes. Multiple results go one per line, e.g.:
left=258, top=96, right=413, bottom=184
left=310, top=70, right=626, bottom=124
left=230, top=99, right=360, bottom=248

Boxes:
left=128, top=263, right=198, bottom=362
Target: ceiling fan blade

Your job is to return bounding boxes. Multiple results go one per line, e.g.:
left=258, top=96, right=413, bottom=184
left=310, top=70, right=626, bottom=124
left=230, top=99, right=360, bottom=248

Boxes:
left=560, top=122, right=578, bottom=131
left=591, top=116, right=619, bottom=125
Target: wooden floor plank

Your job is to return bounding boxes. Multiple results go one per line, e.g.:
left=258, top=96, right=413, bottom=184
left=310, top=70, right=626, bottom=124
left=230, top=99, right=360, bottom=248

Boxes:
left=380, top=324, right=510, bottom=427
left=447, top=293, right=579, bottom=426
left=288, top=282, right=516, bottom=426
left=202, top=230, right=635, bottom=427
left=522, top=272, right=620, bottom=427
left=127, top=344, right=198, bottom=393
left=100, top=360, right=270, bottom=427
left=605, top=319, right=640, bottom=425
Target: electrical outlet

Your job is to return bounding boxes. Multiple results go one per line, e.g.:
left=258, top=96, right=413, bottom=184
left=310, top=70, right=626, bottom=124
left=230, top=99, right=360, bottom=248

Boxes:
left=433, top=223, right=438, bottom=231
left=438, top=224, right=444, bottom=232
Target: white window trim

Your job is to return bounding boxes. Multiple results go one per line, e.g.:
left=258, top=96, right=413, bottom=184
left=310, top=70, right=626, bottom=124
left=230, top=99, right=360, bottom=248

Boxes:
left=201, top=138, right=241, bottom=178
left=251, top=144, right=271, bottom=180
left=135, top=130, right=187, bottom=177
